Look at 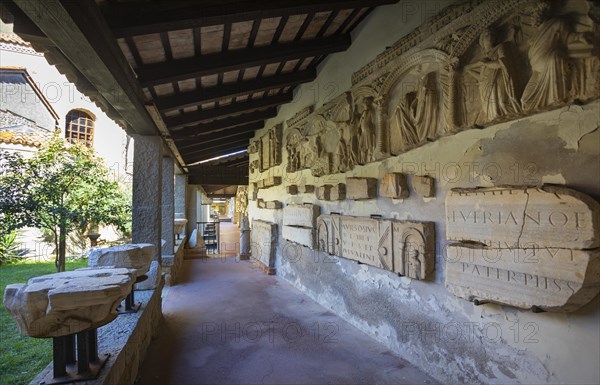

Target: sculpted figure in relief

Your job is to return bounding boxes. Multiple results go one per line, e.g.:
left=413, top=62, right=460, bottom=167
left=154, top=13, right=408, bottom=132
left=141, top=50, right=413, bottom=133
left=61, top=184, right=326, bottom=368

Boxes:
left=521, top=13, right=570, bottom=111
left=464, top=28, right=521, bottom=124
left=354, top=97, right=376, bottom=164
left=390, top=71, right=439, bottom=153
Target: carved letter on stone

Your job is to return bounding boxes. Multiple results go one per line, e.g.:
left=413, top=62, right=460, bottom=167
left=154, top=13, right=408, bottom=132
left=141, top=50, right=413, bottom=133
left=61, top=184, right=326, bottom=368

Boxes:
left=316, top=215, right=435, bottom=279
left=381, top=173, right=409, bottom=199
left=346, top=177, right=378, bottom=200
left=250, top=220, right=277, bottom=275
left=445, top=186, right=600, bottom=312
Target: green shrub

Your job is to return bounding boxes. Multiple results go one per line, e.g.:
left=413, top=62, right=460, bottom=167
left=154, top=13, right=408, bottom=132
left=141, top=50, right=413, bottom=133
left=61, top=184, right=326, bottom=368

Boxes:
left=0, top=231, right=24, bottom=265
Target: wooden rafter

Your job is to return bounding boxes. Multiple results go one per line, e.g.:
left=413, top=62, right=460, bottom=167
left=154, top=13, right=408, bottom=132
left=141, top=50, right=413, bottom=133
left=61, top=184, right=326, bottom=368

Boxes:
left=165, top=93, right=292, bottom=129
left=171, top=109, right=273, bottom=137
left=137, top=35, right=350, bottom=87
left=155, top=69, right=315, bottom=113
left=104, top=0, right=398, bottom=37
left=176, top=123, right=261, bottom=148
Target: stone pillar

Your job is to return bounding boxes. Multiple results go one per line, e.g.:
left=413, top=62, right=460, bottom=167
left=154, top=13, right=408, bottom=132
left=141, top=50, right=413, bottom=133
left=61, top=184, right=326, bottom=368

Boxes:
left=132, top=135, right=162, bottom=263
left=161, top=157, right=175, bottom=256
left=186, top=185, right=198, bottom=237
left=174, top=174, right=187, bottom=218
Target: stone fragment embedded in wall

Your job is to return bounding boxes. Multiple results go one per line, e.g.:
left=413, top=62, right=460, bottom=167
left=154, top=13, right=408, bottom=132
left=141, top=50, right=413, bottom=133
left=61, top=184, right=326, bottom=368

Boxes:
left=255, top=176, right=281, bottom=190
left=316, top=185, right=332, bottom=200
left=346, top=177, right=378, bottom=200
left=248, top=140, right=259, bottom=154
left=391, top=221, right=436, bottom=279
left=412, top=175, right=435, bottom=198
left=234, top=186, right=249, bottom=218
left=249, top=159, right=259, bottom=173
left=380, top=173, right=409, bottom=199
left=317, top=214, right=342, bottom=257
left=316, top=215, right=435, bottom=279
left=330, top=183, right=346, bottom=201
left=446, top=186, right=599, bottom=249
left=279, top=0, right=599, bottom=176
left=251, top=189, right=258, bottom=201
left=257, top=199, right=282, bottom=209
left=298, top=185, right=315, bottom=193
left=250, top=220, right=277, bottom=275
left=256, top=123, right=282, bottom=172
left=3, top=268, right=135, bottom=337
left=287, top=185, right=298, bottom=195
left=283, top=204, right=320, bottom=228
left=445, top=185, right=600, bottom=312
left=282, top=204, right=321, bottom=250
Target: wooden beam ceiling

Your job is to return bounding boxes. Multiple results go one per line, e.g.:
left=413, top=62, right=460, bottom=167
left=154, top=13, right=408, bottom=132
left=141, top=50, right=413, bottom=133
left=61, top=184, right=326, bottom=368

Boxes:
left=136, top=35, right=350, bottom=87
left=155, top=69, right=316, bottom=113
left=103, top=0, right=398, bottom=37
left=181, top=138, right=251, bottom=159
left=165, top=93, right=292, bottom=129
left=177, top=126, right=258, bottom=150
left=170, top=110, right=274, bottom=138
left=185, top=146, right=249, bottom=164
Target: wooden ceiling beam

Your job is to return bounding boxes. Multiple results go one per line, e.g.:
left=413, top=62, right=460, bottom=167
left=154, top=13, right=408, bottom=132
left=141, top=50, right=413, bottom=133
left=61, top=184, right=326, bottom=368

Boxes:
left=185, top=146, right=249, bottom=165
left=171, top=119, right=265, bottom=140
left=103, top=1, right=399, bottom=37
left=171, top=109, right=273, bottom=137
left=165, top=93, right=292, bottom=129
left=181, top=138, right=251, bottom=158
left=177, top=131, right=255, bottom=152
left=176, top=123, right=261, bottom=148
left=137, top=35, right=350, bottom=87
left=155, top=69, right=315, bottom=113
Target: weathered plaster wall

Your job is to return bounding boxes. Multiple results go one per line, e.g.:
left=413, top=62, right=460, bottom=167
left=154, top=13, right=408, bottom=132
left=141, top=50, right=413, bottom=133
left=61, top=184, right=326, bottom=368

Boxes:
left=248, top=2, right=600, bottom=384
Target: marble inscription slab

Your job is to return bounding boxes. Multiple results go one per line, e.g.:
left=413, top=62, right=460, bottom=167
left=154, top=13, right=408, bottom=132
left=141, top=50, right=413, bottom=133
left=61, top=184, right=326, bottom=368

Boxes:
left=445, top=186, right=600, bottom=312
left=283, top=204, right=320, bottom=228
left=317, top=215, right=434, bottom=279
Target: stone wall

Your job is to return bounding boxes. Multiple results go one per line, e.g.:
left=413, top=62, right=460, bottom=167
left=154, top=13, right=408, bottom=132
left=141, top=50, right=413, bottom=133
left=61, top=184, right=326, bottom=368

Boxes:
left=30, top=283, right=163, bottom=385
left=248, top=1, right=600, bottom=384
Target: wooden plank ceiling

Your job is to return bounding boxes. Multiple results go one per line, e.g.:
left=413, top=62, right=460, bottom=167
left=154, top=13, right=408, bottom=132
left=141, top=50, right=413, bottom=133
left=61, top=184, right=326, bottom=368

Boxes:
left=2, top=0, right=398, bottom=181
left=98, top=0, right=397, bottom=168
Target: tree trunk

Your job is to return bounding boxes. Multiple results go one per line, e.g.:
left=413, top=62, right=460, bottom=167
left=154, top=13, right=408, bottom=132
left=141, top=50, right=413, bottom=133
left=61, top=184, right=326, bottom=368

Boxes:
left=57, top=223, right=67, bottom=272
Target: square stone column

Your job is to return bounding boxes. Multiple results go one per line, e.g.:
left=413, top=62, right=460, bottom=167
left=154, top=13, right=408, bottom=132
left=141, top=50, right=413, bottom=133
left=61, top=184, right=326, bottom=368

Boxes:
left=174, top=174, right=187, bottom=218
left=186, top=185, right=198, bottom=237
left=161, top=157, right=175, bottom=256
left=132, top=135, right=162, bottom=264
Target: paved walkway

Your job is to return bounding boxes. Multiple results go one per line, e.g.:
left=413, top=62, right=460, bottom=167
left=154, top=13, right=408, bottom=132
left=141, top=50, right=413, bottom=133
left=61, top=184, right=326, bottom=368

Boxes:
left=137, top=258, right=438, bottom=385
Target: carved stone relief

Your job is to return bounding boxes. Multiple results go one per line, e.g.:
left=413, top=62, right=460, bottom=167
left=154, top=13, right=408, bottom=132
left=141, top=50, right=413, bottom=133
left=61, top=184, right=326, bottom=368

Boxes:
left=445, top=186, right=600, bottom=312
left=282, top=0, right=599, bottom=176
left=256, top=124, right=282, bottom=172
left=317, top=215, right=435, bottom=280
left=317, top=184, right=346, bottom=201
left=255, top=176, right=281, bottom=190
left=234, top=186, right=249, bottom=218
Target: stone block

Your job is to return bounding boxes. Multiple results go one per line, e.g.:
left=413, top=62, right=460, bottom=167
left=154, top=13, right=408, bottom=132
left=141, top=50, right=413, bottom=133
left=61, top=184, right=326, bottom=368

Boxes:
left=298, top=185, right=315, bottom=193
left=282, top=226, right=317, bottom=249
left=88, top=243, right=155, bottom=277
left=135, top=261, right=162, bottom=290
left=346, top=177, right=377, bottom=200
left=412, top=175, right=435, bottom=197
left=446, top=186, right=600, bottom=249
left=287, top=185, right=298, bottom=195
left=4, top=268, right=135, bottom=337
left=445, top=185, right=600, bottom=312
left=266, top=200, right=283, bottom=209
left=283, top=204, right=321, bottom=228
left=316, top=185, right=332, bottom=200
left=330, top=183, right=346, bottom=201
left=317, top=215, right=342, bottom=256
left=391, top=221, right=436, bottom=279
left=380, top=173, right=409, bottom=199
left=251, top=220, right=277, bottom=272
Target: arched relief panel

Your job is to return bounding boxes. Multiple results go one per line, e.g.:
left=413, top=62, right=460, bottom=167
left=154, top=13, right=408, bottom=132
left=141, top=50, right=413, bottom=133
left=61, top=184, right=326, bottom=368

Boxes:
left=378, top=49, right=450, bottom=155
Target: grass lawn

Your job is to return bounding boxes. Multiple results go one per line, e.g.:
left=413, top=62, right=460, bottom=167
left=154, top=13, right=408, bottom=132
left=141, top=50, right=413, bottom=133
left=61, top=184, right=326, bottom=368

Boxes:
left=0, top=259, right=88, bottom=385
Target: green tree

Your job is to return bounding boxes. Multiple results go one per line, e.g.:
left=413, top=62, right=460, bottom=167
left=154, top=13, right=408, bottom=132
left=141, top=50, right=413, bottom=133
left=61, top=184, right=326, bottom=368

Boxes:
left=0, top=134, right=131, bottom=271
